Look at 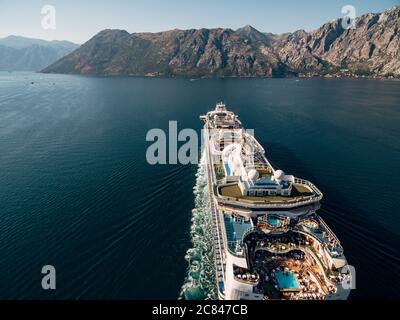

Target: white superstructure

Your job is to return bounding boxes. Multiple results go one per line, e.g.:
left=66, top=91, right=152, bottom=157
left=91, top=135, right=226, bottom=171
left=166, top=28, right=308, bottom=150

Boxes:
left=201, top=103, right=353, bottom=301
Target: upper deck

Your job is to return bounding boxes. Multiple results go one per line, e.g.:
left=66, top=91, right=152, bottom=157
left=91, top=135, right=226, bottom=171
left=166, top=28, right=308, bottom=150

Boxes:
left=201, top=102, right=243, bottom=130
left=202, top=103, right=323, bottom=209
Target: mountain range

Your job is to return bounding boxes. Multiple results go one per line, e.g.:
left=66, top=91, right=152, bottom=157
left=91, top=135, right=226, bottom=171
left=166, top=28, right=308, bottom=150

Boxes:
left=42, top=6, right=399, bottom=78
left=0, top=36, right=79, bottom=71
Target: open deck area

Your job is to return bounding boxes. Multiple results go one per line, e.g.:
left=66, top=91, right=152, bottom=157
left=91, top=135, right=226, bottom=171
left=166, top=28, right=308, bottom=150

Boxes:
left=224, top=215, right=252, bottom=253
left=219, top=184, right=314, bottom=202
left=244, top=231, right=336, bottom=300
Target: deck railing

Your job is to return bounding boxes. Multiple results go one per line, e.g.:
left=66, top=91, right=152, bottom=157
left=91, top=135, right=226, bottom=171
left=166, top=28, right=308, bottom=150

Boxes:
left=316, top=216, right=341, bottom=245
left=294, top=178, right=323, bottom=197
left=216, top=177, right=323, bottom=209
left=217, top=194, right=322, bottom=209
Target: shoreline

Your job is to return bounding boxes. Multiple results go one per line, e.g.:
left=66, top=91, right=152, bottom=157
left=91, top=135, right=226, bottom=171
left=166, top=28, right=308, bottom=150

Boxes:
left=35, top=71, right=400, bottom=81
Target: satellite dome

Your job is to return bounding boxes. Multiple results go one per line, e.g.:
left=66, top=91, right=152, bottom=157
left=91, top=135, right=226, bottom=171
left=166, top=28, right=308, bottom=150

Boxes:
left=274, top=170, right=285, bottom=180
left=248, top=169, right=259, bottom=182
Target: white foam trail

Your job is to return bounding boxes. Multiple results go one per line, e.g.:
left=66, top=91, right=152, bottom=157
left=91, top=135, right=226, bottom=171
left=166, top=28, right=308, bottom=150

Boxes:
left=180, top=152, right=217, bottom=300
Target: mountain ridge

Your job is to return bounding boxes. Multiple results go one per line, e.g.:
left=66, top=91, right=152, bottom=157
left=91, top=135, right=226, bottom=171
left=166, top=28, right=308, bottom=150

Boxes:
left=0, top=36, right=79, bottom=71
left=42, top=6, right=400, bottom=78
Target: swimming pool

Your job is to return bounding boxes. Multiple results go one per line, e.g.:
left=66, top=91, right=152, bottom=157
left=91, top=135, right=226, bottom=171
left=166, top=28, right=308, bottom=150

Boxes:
left=268, top=217, right=281, bottom=228
left=224, top=162, right=231, bottom=176
left=275, top=271, right=300, bottom=291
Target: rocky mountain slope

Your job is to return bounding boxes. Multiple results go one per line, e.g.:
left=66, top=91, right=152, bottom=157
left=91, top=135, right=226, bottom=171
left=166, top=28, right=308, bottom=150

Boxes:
left=42, top=6, right=399, bottom=78
left=0, top=36, right=79, bottom=71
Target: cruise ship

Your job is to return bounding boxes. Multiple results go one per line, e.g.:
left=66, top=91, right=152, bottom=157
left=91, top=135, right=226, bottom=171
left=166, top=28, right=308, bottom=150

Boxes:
left=201, top=103, right=353, bottom=300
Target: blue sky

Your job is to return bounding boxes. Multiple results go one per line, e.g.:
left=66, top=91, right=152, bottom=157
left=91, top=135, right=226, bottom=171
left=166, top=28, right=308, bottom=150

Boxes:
left=0, top=0, right=398, bottom=43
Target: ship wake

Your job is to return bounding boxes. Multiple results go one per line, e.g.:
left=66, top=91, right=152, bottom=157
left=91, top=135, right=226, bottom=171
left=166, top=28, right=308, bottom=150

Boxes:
left=180, top=152, right=217, bottom=300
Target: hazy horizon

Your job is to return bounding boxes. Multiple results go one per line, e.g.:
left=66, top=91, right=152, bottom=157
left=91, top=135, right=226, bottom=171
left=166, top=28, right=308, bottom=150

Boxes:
left=0, top=0, right=398, bottom=44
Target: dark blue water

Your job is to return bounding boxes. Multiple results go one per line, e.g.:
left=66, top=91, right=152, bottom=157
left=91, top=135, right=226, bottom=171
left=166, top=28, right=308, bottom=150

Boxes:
left=0, top=72, right=399, bottom=299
